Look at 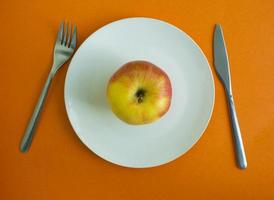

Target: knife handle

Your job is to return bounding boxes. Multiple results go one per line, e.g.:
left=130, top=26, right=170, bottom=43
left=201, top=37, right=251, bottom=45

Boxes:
left=226, top=93, right=247, bottom=169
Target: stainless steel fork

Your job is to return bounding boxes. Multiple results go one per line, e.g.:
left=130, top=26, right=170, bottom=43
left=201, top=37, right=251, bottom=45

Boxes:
left=20, top=22, right=77, bottom=152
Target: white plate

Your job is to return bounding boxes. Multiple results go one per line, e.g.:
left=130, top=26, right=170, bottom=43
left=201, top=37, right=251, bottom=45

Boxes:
left=64, top=17, right=215, bottom=168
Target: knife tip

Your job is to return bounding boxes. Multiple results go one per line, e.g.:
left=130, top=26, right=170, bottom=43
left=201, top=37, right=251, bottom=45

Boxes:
left=215, top=23, right=222, bottom=30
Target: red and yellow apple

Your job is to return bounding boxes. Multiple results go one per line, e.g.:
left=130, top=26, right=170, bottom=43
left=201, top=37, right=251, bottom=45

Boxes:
left=107, top=60, right=172, bottom=125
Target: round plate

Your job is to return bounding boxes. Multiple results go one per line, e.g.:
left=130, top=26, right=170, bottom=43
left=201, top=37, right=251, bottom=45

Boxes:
left=64, top=17, right=215, bottom=168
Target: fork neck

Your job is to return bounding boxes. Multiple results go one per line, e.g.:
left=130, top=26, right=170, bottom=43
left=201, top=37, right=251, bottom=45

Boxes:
left=51, top=62, right=61, bottom=75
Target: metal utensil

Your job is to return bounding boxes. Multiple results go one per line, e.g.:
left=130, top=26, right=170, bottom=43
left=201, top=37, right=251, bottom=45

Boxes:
left=20, top=22, right=77, bottom=152
left=213, top=24, right=247, bottom=169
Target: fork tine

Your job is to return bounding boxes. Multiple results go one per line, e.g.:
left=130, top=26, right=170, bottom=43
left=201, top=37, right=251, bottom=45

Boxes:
left=56, top=21, right=64, bottom=44
left=63, top=22, right=68, bottom=45
left=67, top=23, right=72, bottom=47
left=70, top=25, right=77, bottom=49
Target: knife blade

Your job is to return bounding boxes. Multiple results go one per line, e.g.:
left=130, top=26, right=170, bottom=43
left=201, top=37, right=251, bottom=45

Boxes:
left=213, top=24, right=232, bottom=93
left=213, top=24, right=247, bottom=169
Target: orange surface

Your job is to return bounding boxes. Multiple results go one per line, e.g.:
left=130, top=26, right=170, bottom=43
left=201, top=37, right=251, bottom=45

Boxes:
left=1, top=0, right=274, bottom=199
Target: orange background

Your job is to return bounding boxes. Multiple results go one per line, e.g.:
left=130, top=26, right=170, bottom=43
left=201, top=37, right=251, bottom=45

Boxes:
left=1, top=0, right=274, bottom=199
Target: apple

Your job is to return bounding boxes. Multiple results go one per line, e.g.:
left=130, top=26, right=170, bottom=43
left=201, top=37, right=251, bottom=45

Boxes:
left=106, top=60, right=172, bottom=125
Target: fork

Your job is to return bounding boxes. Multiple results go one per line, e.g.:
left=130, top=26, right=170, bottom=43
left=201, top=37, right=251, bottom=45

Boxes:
left=20, top=22, right=77, bottom=152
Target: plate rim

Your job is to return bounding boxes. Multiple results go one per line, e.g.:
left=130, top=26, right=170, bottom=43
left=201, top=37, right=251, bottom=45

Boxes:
left=64, top=17, right=215, bottom=168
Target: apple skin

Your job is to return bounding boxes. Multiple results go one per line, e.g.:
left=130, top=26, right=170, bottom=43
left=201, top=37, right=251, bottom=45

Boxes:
left=107, top=60, right=172, bottom=125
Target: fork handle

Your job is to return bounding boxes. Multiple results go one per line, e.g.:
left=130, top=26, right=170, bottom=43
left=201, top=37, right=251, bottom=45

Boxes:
left=20, top=72, right=54, bottom=152
left=226, top=93, right=247, bottom=169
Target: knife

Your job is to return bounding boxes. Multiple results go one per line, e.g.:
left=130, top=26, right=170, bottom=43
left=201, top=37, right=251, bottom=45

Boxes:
left=213, top=24, right=247, bottom=169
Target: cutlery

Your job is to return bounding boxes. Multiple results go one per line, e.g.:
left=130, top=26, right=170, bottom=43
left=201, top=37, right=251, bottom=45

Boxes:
left=213, top=24, right=247, bottom=169
left=20, top=22, right=77, bottom=152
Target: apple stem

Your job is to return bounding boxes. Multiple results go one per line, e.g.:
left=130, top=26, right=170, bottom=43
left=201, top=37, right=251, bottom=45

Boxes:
left=138, top=96, right=144, bottom=103
left=136, top=89, right=145, bottom=103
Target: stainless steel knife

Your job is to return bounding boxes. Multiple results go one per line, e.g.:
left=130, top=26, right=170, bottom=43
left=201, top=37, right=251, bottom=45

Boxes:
left=213, top=24, right=247, bottom=169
